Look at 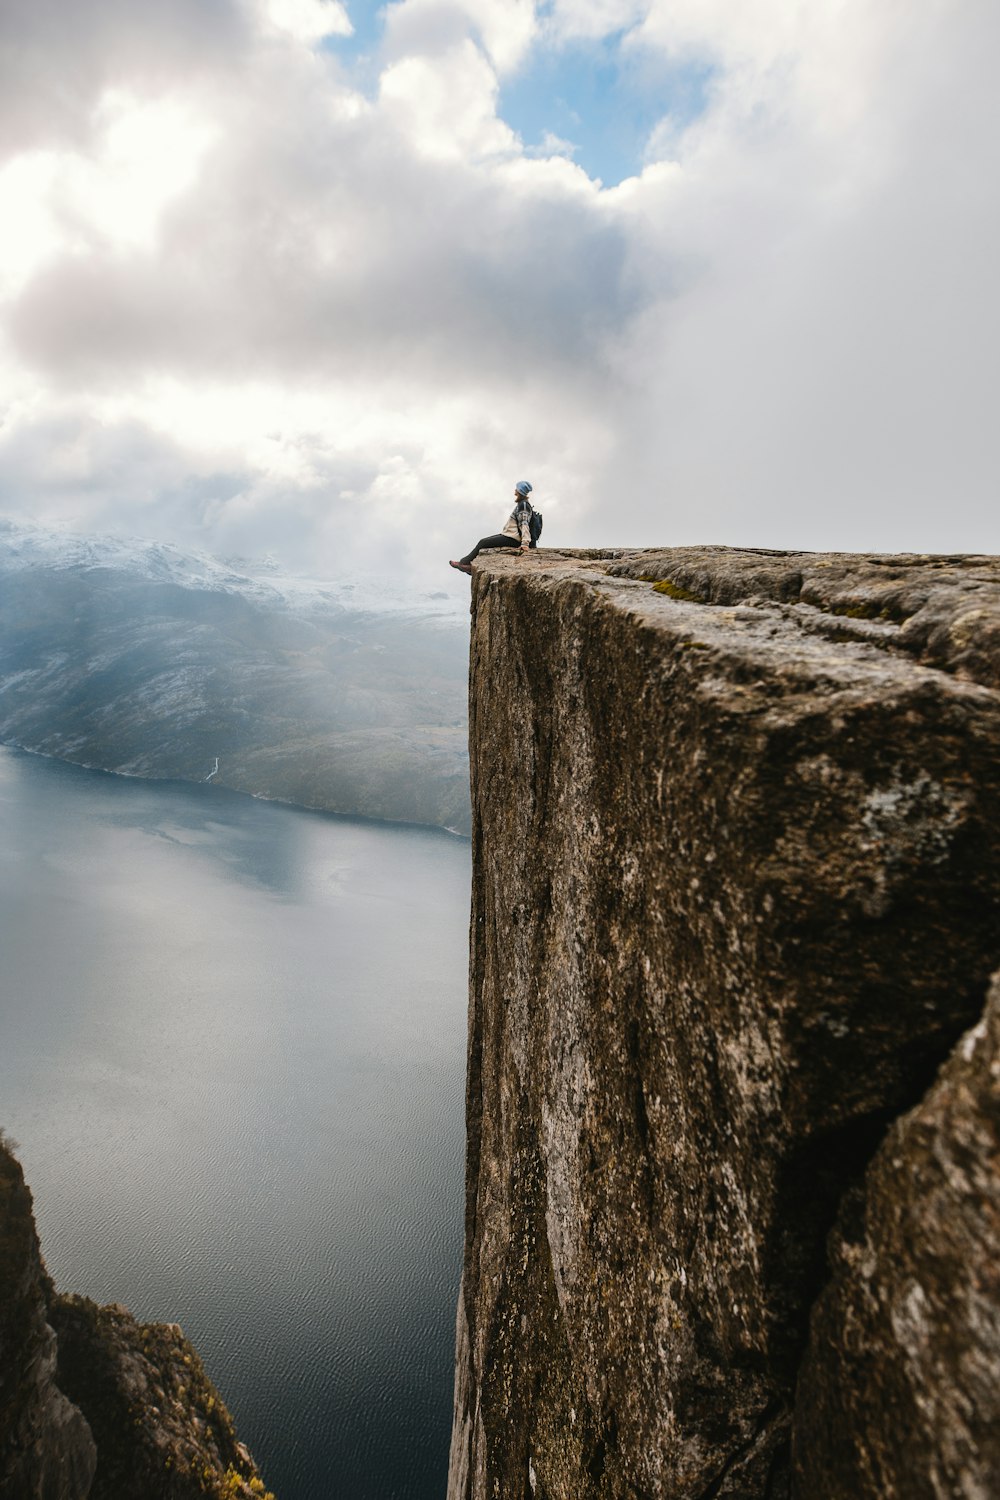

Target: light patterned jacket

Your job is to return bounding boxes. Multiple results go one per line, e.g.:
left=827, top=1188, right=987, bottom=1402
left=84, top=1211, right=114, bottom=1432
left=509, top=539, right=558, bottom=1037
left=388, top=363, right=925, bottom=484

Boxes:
left=501, top=499, right=534, bottom=548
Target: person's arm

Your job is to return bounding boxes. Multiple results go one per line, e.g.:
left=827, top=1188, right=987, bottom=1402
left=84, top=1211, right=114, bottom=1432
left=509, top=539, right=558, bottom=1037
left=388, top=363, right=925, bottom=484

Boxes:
left=517, top=504, right=531, bottom=551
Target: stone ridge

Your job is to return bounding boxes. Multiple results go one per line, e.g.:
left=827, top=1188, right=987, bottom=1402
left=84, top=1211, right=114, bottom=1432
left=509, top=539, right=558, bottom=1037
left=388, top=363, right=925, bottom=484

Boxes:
left=50, top=1296, right=272, bottom=1500
left=0, top=1142, right=96, bottom=1499
left=0, top=1141, right=272, bottom=1500
left=448, top=547, right=1000, bottom=1499
left=607, top=547, right=1000, bottom=688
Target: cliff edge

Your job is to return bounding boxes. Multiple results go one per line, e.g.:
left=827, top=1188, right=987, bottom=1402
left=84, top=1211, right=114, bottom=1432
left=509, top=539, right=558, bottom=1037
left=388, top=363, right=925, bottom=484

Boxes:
left=0, top=1141, right=272, bottom=1500
left=448, top=547, right=1000, bottom=1499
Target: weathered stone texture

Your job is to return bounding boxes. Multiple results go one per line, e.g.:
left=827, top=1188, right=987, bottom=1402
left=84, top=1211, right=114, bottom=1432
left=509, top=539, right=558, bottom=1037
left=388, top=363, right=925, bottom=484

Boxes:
left=608, top=548, right=1000, bottom=690
left=793, top=969, right=1000, bottom=1499
left=0, top=1143, right=96, bottom=1500
left=50, top=1296, right=270, bottom=1500
left=448, top=547, right=1000, bottom=1500
left=0, top=1141, right=271, bottom=1500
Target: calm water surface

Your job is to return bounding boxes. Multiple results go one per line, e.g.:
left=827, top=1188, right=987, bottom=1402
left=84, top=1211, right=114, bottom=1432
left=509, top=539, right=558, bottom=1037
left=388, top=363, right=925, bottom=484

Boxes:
left=0, top=746, right=470, bottom=1500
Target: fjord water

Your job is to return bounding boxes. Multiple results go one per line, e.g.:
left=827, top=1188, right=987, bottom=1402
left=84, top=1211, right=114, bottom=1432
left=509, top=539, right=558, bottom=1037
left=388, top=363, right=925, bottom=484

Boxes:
left=0, top=746, right=470, bottom=1499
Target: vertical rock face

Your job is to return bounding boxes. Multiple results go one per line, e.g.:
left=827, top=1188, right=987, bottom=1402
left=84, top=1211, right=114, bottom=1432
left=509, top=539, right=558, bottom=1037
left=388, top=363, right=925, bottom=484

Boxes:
left=793, top=971, right=1000, bottom=1499
left=0, top=1143, right=96, bottom=1500
left=49, top=1296, right=271, bottom=1500
left=448, top=549, right=1000, bottom=1499
left=0, top=1142, right=271, bottom=1500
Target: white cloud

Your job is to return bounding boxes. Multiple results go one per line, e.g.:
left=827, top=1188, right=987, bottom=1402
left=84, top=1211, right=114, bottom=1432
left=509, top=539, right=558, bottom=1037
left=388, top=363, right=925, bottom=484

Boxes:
left=0, top=0, right=247, bottom=162
left=0, top=88, right=216, bottom=299
left=595, top=0, right=1000, bottom=552
left=545, top=0, right=648, bottom=44
left=0, top=0, right=997, bottom=587
left=525, top=131, right=578, bottom=160
left=0, top=156, right=66, bottom=297
left=379, top=40, right=518, bottom=160
left=263, top=0, right=352, bottom=42
left=383, top=0, right=538, bottom=74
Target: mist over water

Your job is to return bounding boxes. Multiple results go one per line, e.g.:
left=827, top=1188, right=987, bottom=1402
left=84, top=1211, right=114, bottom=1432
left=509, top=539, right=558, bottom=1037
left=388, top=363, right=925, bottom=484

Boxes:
left=0, top=747, right=470, bottom=1500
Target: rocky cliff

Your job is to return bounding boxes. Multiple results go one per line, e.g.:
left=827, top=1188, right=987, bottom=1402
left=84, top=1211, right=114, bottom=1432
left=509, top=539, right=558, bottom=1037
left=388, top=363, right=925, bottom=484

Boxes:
left=0, top=1141, right=271, bottom=1500
left=448, top=547, right=1000, bottom=1499
left=0, top=1143, right=95, bottom=1500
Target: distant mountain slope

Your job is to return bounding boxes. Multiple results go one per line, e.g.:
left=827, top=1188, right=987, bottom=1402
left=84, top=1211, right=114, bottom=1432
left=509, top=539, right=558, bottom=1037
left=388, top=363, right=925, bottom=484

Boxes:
left=0, top=521, right=471, bottom=832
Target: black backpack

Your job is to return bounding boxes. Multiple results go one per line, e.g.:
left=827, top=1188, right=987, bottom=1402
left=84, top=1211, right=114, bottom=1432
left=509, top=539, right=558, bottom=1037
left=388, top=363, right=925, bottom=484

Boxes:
left=528, top=508, right=543, bottom=547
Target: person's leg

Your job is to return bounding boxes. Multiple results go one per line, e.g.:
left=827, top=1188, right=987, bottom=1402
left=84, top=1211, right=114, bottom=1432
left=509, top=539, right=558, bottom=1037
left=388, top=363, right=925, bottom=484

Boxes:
left=460, top=534, right=519, bottom=566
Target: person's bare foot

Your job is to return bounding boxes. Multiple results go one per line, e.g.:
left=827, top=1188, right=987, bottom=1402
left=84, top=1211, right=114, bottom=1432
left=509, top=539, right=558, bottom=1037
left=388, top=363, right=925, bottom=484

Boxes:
left=449, top=560, right=473, bottom=574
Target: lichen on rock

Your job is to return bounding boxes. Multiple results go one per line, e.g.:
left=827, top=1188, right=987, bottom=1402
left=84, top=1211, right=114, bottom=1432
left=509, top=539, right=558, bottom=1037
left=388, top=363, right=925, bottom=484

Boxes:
left=0, top=1139, right=272, bottom=1500
left=50, top=1296, right=272, bottom=1500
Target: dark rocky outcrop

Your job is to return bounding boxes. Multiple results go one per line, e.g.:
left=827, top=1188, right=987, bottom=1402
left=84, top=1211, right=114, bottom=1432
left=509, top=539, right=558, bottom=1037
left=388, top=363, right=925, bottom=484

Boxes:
left=448, top=547, right=1000, bottom=1499
left=49, top=1297, right=269, bottom=1500
left=0, top=1144, right=95, bottom=1500
left=0, top=1142, right=271, bottom=1500
left=793, top=970, right=1000, bottom=1499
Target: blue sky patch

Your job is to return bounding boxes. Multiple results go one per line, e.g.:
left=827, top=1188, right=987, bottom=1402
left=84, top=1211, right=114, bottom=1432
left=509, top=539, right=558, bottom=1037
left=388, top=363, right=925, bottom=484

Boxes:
left=324, top=5, right=713, bottom=186
left=498, top=32, right=713, bottom=187
left=321, top=0, right=386, bottom=83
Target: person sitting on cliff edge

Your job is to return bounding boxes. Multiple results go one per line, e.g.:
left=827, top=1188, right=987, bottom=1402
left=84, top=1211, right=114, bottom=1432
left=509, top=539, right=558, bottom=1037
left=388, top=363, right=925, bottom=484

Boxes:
left=450, top=481, right=537, bottom=574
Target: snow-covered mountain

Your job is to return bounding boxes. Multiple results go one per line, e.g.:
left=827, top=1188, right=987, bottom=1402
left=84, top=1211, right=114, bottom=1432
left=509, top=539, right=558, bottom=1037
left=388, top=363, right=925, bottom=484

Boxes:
left=0, top=519, right=468, bottom=624
left=0, top=521, right=470, bottom=832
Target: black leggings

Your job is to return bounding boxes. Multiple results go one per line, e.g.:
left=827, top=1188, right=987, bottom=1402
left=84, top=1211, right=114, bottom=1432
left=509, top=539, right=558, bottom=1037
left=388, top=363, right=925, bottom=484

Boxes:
left=460, top=534, right=520, bottom=566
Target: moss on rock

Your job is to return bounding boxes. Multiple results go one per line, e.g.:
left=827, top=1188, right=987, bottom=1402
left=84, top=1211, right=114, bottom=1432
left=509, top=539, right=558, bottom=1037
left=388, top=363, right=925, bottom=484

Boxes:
left=50, top=1295, right=273, bottom=1500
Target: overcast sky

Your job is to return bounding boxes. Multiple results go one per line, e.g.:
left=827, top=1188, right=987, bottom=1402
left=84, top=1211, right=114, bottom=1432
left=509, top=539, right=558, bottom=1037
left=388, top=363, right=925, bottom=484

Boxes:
left=0, top=0, right=996, bottom=585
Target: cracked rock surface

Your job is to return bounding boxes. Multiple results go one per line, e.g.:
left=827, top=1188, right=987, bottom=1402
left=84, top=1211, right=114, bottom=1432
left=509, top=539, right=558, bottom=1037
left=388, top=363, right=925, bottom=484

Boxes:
left=793, top=968, right=1000, bottom=1500
left=447, top=547, right=1000, bottom=1499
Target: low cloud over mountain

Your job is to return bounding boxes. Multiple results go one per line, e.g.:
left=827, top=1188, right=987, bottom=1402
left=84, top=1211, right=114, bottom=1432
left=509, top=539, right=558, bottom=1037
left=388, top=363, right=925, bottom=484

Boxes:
left=1, top=0, right=996, bottom=575
left=0, top=521, right=471, bottom=832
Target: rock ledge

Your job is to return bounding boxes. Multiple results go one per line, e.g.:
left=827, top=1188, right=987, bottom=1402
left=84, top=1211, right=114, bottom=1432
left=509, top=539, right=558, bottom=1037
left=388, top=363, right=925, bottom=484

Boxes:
left=448, top=546, right=1000, bottom=1499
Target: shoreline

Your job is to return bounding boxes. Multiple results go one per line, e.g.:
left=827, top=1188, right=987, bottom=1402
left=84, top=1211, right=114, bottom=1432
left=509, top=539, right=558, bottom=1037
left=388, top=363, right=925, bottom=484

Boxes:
left=0, top=737, right=471, bottom=842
